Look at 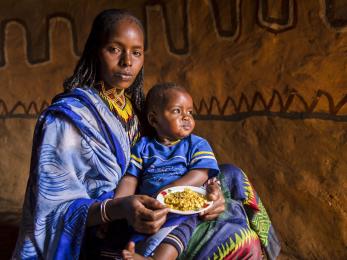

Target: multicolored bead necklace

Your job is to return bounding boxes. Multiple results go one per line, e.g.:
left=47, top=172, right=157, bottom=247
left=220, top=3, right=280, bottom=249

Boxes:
left=96, top=81, right=140, bottom=145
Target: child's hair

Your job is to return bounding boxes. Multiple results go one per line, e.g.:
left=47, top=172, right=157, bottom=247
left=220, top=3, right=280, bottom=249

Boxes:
left=144, top=82, right=188, bottom=136
left=145, top=82, right=188, bottom=114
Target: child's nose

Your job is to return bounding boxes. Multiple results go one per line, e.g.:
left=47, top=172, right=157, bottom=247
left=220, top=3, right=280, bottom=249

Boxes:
left=182, top=114, right=190, bottom=120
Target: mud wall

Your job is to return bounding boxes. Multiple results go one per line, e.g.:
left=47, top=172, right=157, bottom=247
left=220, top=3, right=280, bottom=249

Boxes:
left=0, top=0, right=346, bottom=258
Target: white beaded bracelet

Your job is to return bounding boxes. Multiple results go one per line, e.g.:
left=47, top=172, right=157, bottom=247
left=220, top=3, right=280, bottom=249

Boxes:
left=100, top=199, right=112, bottom=223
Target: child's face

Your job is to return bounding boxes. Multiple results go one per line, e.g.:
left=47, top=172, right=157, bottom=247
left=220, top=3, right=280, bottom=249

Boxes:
left=150, top=89, right=195, bottom=142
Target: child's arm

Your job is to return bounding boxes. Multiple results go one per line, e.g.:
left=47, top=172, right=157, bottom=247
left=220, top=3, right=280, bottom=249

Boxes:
left=160, top=169, right=209, bottom=191
left=114, top=174, right=138, bottom=198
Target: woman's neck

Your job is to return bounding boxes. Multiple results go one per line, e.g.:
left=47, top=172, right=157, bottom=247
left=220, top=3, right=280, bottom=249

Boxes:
left=99, top=81, right=125, bottom=108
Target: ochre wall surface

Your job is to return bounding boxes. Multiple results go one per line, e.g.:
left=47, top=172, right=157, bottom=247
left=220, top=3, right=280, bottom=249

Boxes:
left=0, top=0, right=346, bottom=259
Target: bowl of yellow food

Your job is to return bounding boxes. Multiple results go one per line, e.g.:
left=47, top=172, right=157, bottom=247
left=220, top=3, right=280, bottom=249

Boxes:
left=156, top=186, right=213, bottom=215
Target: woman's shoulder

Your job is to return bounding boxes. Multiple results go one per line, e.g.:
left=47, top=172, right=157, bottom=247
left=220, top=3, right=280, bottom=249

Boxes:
left=52, top=87, right=97, bottom=104
left=36, top=87, right=100, bottom=129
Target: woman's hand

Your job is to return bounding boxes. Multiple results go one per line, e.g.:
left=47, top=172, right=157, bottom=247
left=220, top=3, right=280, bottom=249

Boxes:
left=199, top=178, right=225, bottom=221
left=108, top=195, right=169, bottom=234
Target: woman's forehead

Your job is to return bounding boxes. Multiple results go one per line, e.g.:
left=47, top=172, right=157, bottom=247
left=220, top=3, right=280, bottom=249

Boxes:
left=109, top=18, right=144, bottom=41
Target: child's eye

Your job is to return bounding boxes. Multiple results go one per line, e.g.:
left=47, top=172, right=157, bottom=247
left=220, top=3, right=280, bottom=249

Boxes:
left=188, top=110, right=193, bottom=115
left=133, top=50, right=142, bottom=57
left=172, top=108, right=180, bottom=113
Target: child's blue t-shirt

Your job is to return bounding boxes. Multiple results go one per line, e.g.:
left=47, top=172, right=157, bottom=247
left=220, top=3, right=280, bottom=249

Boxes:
left=127, top=134, right=219, bottom=196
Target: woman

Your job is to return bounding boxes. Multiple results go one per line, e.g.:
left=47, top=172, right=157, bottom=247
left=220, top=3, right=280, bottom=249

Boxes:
left=13, top=9, right=280, bottom=259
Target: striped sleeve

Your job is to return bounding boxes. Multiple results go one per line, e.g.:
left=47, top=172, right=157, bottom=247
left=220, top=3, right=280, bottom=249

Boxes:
left=126, top=139, right=144, bottom=177
left=189, top=138, right=219, bottom=177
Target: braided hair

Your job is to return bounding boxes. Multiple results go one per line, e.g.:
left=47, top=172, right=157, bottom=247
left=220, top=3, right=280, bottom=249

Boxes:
left=63, top=9, right=145, bottom=113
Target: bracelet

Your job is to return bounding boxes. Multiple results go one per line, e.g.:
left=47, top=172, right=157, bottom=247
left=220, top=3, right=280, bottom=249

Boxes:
left=100, top=199, right=112, bottom=223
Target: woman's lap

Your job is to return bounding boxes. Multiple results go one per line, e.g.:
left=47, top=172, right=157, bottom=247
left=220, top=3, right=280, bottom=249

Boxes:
left=82, top=219, right=131, bottom=259
left=182, top=164, right=280, bottom=259
left=83, top=164, right=279, bottom=259
left=179, top=164, right=264, bottom=259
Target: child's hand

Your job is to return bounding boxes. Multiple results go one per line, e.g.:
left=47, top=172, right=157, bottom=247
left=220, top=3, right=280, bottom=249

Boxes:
left=199, top=178, right=225, bottom=220
left=122, top=241, right=154, bottom=260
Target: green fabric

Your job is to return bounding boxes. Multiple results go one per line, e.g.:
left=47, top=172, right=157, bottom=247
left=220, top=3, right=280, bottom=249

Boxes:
left=178, top=167, right=280, bottom=260
left=178, top=173, right=231, bottom=259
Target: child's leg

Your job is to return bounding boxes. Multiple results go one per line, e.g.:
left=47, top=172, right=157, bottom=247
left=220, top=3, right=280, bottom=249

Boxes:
left=123, top=216, right=198, bottom=259
left=122, top=241, right=178, bottom=260
left=151, top=243, right=179, bottom=259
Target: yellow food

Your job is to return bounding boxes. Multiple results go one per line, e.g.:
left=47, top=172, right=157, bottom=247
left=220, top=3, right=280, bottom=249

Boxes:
left=164, top=188, right=207, bottom=211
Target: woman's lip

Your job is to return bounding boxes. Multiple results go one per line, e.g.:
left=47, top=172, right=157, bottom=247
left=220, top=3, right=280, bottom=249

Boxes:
left=114, top=73, right=133, bottom=81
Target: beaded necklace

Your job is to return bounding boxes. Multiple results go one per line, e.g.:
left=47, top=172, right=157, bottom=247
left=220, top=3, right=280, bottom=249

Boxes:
left=96, top=82, right=140, bottom=145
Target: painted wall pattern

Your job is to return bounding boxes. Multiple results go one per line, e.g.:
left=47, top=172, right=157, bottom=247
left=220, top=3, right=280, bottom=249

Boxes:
left=0, top=0, right=346, bottom=121
left=1, top=1, right=347, bottom=259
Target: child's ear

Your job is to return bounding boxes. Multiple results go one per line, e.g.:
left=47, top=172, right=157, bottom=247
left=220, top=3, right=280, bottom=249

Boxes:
left=147, top=111, right=157, bottom=127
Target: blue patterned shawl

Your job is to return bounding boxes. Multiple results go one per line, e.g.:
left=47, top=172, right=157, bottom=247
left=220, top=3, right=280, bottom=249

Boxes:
left=13, top=87, right=131, bottom=259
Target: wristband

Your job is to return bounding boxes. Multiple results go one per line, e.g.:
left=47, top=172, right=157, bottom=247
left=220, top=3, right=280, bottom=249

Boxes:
left=100, top=199, right=112, bottom=223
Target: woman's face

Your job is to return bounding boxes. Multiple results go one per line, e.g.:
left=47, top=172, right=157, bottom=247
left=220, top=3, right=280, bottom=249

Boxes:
left=98, top=19, right=144, bottom=90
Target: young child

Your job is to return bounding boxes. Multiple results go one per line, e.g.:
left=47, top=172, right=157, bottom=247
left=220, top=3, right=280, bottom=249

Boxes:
left=116, top=82, right=220, bottom=259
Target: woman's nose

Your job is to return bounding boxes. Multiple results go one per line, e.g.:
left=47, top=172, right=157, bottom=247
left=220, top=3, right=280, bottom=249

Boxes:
left=120, top=52, right=132, bottom=67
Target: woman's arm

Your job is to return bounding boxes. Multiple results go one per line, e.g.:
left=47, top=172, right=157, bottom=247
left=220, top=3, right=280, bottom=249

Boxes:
left=114, top=174, right=138, bottom=198
left=86, top=201, right=106, bottom=226
left=87, top=195, right=169, bottom=234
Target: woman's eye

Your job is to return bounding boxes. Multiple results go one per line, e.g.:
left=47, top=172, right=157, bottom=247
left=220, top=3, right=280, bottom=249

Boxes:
left=109, top=47, right=121, bottom=54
